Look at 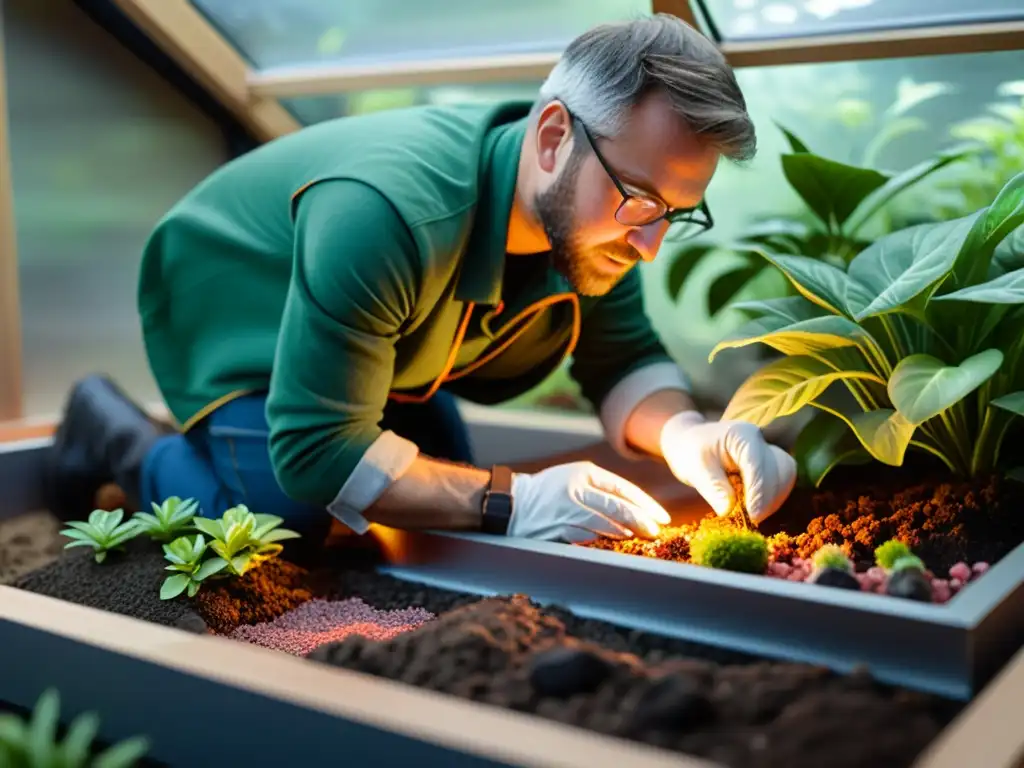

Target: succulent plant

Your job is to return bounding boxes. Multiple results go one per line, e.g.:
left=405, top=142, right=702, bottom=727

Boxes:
left=192, top=504, right=300, bottom=577
left=689, top=528, right=769, bottom=574
left=59, top=509, right=143, bottom=564
left=874, top=539, right=913, bottom=570
left=811, top=544, right=852, bottom=572
left=0, top=687, right=149, bottom=767
left=160, top=534, right=229, bottom=600
left=891, top=554, right=927, bottom=573
left=132, top=496, right=199, bottom=541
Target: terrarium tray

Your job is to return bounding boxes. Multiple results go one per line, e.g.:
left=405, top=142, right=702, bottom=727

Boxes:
left=378, top=524, right=1024, bottom=701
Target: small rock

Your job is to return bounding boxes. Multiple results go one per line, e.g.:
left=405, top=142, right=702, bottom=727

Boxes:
left=811, top=567, right=861, bottom=591
left=174, top=613, right=210, bottom=635
left=867, top=566, right=887, bottom=582
left=949, top=578, right=963, bottom=591
left=629, top=675, right=713, bottom=732
left=887, top=568, right=932, bottom=602
left=973, top=562, right=990, bottom=576
left=529, top=646, right=613, bottom=698
left=931, top=579, right=952, bottom=604
left=949, top=562, right=971, bottom=582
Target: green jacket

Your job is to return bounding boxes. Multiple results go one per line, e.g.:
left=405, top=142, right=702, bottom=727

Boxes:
left=138, top=100, right=681, bottom=506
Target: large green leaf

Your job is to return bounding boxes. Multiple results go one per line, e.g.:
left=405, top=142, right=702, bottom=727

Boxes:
left=746, top=245, right=871, bottom=316
left=792, top=411, right=871, bottom=488
left=847, top=213, right=980, bottom=320
left=934, top=264, right=1024, bottom=304
left=949, top=171, right=1024, bottom=290
left=707, top=261, right=767, bottom=315
left=843, top=146, right=971, bottom=236
left=709, top=315, right=880, bottom=362
left=781, top=153, right=889, bottom=230
left=730, top=295, right=829, bottom=323
left=990, top=391, right=1024, bottom=416
left=846, top=409, right=917, bottom=466
left=990, top=226, right=1024, bottom=277
left=888, top=349, right=1004, bottom=425
left=722, top=355, right=883, bottom=427
left=776, top=123, right=811, bottom=153
left=665, top=244, right=715, bottom=301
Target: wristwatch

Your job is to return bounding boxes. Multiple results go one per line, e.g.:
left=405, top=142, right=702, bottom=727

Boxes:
left=481, top=465, right=514, bottom=535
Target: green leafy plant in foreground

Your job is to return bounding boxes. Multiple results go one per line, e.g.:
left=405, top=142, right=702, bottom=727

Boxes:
left=59, top=510, right=142, bottom=564
left=160, top=534, right=228, bottom=599
left=131, top=496, right=198, bottom=541
left=689, top=529, right=769, bottom=574
left=811, top=544, right=852, bottom=573
left=0, top=688, right=149, bottom=767
left=874, top=540, right=913, bottom=570
left=710, top=170, right=1024, bottom=486
left=665, top=123, right=972, bottom=317
left=192, top=504, right=301, bottom=578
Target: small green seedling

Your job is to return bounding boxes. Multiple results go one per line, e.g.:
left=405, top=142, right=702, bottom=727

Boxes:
left=0, top=687, right=149, bottom=767
left=875, top=539, right=913, bottom=570
left=192, top=504, right=300, bottom=577
left=132, top=496, right=199, bottom=541
left=690, top=528, right=769, bottom=574
left=160, top=534, right=229, bottom=600
left=811, top=544, right=852, bottom=573
left=59, top=509, right=142, bottom=564
left=891, top=554, right=927, bottom=573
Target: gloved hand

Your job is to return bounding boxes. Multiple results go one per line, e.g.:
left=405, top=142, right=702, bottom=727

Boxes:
left=659, top=411, right=796, bottom=525
left=508, top=461, right=671, bottom=543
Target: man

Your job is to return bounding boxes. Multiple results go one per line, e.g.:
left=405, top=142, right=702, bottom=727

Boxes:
left=47, top=14, right=796, bottom=545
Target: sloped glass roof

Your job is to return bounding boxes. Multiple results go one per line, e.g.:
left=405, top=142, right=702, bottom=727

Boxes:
left=190, top=0, right=652, bottom=71
left=702, top=0, right=1024, bottom=41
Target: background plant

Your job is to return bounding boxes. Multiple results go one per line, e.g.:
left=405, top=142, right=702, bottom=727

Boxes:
left=131, top=496, right=197, bottom=541
left=708, top=171, right=1024, bottom=487
left=0, top=688, right=149, bottom=767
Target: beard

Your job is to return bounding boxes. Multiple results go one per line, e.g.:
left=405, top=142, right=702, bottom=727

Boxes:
left=532, top=147, right=641, bottom=297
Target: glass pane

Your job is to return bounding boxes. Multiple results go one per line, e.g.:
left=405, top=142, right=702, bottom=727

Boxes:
left=6, top=0, right=227, bottom=417
left=704, top=0, right=1024, bottom=41
left=190, top=0, right=651, bottom=70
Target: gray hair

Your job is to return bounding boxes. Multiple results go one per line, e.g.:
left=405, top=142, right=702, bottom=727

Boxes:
left=534, top=14, right=756, bottom=162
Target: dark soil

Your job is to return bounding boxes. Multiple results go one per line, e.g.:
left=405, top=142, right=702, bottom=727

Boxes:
left=13, top=544, right=962, bottom=768
left=584, top=468, right=1024, bottom=576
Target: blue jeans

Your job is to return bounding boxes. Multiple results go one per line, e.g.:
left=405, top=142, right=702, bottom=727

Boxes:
left=138, top=391, right=473, bottom=539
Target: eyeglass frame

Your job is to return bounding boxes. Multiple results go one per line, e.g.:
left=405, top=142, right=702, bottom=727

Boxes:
left=563, top=105, right=714, bottom=238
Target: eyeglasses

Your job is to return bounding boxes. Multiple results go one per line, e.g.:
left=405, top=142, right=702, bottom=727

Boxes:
left=568, top=108, right=714, bottom=242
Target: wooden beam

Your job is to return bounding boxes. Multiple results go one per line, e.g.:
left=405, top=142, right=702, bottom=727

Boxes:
left=651, top=0, right=700, bottom=30
left=0, top=585, right=719, bottom=768
left=0, top=10, right=23, bottom=421
left=719, top=19, right=1024, bottom=68
left=108, top=0, right=300, bottom=142
left=247, top=19, right=1024, bottom=99
left=248, top=51, right=561, bottom=99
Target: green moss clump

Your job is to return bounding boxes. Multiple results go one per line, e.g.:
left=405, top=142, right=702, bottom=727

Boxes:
left=811, top=544, right=852, bottom=572
left=891, top=554, right=926, bottom=574
left=690, top=528, right=769, bottom=574
left=875, top=539, right=913, bottom=570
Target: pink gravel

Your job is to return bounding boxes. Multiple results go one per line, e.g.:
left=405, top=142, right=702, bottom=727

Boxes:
left=229, top=598, right=435, bottom=656
left=765, top=557, right=991, bottom=604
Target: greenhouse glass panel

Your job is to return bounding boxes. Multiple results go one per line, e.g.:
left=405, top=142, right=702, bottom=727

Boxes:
left=701, top=0, right=1024, bottom=42
left=189, top=0, right=652, bottom=71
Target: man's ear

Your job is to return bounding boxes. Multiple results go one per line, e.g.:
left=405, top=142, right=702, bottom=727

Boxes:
left=534, top=101, right=573, bottom=175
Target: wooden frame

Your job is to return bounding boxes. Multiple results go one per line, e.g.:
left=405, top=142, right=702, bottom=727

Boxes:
left=2, top=563, right=1024, bottom=767
left=245, top=18, right=1024, bottom=98
left=108, top=0, right=300, bottom=142
left=0, top=10, right=23, bottom=422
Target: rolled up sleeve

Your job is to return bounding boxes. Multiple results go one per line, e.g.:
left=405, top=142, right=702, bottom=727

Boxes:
left=266, top=179, right=422, bottom=532
left=569, top=269, right=690, bottom=459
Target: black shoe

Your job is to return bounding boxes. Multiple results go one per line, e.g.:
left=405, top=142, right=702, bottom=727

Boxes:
left=44, top=375, right=171, bottom=521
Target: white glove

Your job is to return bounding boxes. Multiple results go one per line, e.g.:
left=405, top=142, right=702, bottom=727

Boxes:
left=507, top=461, right=671, bottom=543
left=659, top=411, right=796, bottom=525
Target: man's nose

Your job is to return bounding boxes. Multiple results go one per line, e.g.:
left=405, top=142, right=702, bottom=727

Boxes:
left=626, top=219, right=670, bottom=262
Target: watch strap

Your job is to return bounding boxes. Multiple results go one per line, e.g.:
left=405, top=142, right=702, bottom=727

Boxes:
left=481, top=464, right=514, bottom=535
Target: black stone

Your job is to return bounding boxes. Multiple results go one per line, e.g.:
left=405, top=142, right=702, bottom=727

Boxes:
left=528, top=646, right=613, bottom=698
left=887, top=568, right=932, bottom=602
left=629, top=674, right=713, bottom=732
left=174, top=612, right=209, bottom=634
left=812, top=567, right=861, bottom=591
